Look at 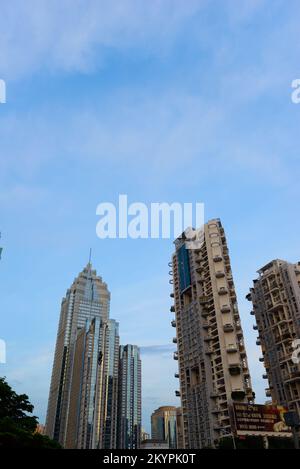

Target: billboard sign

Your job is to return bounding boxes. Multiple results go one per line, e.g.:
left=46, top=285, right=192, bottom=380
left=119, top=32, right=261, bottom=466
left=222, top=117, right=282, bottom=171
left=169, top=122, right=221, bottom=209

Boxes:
left=233, top=403, right=292, bottom=437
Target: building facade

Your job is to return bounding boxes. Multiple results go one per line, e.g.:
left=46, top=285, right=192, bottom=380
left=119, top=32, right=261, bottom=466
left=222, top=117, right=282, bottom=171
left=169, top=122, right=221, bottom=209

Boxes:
left=151, top=406, right=177, bottom=449
left=170, top=219, right=254, bottom=448
left=117, top=345, right=142, bottom=449
left=45, top=263, right=111, bottom=447
left=247, top=259, right=300, bottom=417
left=175, top=407, right=184, bottom=449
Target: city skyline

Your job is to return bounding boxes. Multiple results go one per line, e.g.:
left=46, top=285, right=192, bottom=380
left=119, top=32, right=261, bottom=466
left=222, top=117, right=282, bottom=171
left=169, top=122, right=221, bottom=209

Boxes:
left=1, top=0, right=300, bottom=437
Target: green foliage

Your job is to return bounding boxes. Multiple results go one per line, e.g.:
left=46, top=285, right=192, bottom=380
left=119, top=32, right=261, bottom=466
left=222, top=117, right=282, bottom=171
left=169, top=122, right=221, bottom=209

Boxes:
left=0, top=377, right=61, bottom=449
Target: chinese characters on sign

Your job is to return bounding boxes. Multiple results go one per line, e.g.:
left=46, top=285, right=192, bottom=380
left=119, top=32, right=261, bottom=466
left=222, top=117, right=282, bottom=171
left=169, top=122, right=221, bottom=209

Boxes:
left=233, top=404, right=291, bottom=436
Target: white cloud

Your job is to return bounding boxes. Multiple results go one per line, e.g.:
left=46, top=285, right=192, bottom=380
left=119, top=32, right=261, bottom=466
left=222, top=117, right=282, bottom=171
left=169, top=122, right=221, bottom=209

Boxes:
left=0, top=0, right=206, bottom=79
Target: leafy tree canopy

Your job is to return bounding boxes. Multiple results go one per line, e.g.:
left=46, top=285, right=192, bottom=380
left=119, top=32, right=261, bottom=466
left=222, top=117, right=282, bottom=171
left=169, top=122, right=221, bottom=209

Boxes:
left=0, top=377, right=61, bottom=449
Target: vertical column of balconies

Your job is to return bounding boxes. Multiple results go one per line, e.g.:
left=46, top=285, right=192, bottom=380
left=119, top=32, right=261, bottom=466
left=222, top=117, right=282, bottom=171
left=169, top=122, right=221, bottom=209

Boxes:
left=247, top=260, right=300, bottom=417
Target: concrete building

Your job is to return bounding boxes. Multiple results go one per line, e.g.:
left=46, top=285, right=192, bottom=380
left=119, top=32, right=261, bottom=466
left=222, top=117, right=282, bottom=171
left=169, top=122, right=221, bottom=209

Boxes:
left=170, top=219, right=254, bottom=448
left=176, top=407, right=184, bottom=449
left=141, top=428, right=150, bottom=442
left=117, top=345, right=142, bottom=449
left=151, top=406, right=177, bottom=449
left=140, top=439, right=169, bottom=449
left=246, top=259, right=300, bottom=417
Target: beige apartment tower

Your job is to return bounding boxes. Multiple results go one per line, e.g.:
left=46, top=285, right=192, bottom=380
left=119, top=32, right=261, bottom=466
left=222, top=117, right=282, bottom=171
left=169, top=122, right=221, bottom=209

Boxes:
left=170, top=219, right=254, bottom=449
left=246, top=259, right=300, bottom=417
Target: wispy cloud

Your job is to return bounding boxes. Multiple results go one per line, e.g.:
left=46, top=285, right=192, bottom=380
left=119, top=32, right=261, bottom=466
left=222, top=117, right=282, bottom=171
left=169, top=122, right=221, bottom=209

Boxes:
left=140, top=344, right=175, bottom=356
left=0, top=0, right=207, bottom=79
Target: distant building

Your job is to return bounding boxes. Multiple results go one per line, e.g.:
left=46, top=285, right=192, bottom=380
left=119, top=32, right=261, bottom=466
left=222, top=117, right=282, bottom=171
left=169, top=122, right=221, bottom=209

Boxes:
left=247, top=259, right=300, bottom=417
left=35, top=424, right=45, bottom=435
left=117, top=345, right=142, bottom=449
left=141, top=428, right=150, bottom=441
left=45, top=263, right=110, bottom=446
left=45, top=263, right=141, bottom=449
left=151, top=406, right=177, bottom=448
left=140, top=439, right=169, bottom=450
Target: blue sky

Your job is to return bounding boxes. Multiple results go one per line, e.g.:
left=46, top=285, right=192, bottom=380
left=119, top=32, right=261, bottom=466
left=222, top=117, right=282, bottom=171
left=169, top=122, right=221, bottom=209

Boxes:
left=0, top=0, right=300, bottom=433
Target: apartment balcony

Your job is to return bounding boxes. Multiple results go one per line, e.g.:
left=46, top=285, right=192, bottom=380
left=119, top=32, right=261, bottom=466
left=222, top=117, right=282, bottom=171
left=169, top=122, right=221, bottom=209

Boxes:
left=250, top=310, right=255, bottom=316
left=229, top=364, right=241, bottom=376
left=202, top=321, right=210, bottom=329
left=265, top=389, right=272, bottom=398
left=259, top=357, right=264, bottom=363
left=174, top=373, right=179, bottom=379
left=215, top=271, right=225, bottom=279
left=171, top=320, right=176, bottom=328
left=170, top=292, right=174, bottom=298
left=170, top=305, right=175, bottom=313
left=218, top=287, right=228, bottom=296
left=199, top=296, right=210, bottom=305
left=253, top=325, right=258, bottom=331
left=231, top=389, right=246, bottom=401
left=205, top=348, right=214, bottom=356
left=256, top=339, right=261, bottom=346
left=213, top=421, right=223, bottom=431
left=210, top=390, right=219, bottom=399
left=173, top=352, right=179, bottom=361
left=221, top=305, right=231, bottom=314
left=223, top=324, right=234, bottom=333
left=172, top=337, right=177, bottom=344
left=204, top=335, right=213, bottom=342
left=213, top=255, right=223, bottom=263
left=227, top=344, right=238, bottom=354
left=175, top=390, right=181, bottom=397
left=285, top=370, right=300, bottom=383
left=211, top=407, right=221, bottom=414
left=201, top=310, right=210, bottom=318
left=262, top=374, right=268, bottom=380
left=246, top=293, right=252, bottom=301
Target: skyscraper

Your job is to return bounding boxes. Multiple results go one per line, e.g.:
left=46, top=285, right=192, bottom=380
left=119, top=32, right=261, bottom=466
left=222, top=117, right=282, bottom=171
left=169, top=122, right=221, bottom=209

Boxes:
left=170, top=219, right=254, bottom=449
left=45, top=263, right=110, bottom=446
left=117, top=345, right=142, bottom=449
left=246, top=259, right=300, bottom=417
left=151, top=406, right=177, bottom=449
left=64, top=317, right=120, bottom=449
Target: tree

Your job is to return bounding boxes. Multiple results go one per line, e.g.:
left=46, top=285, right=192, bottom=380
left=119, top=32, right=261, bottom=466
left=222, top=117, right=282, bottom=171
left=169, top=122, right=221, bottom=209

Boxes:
left=0, top=377, right=61, bottom=448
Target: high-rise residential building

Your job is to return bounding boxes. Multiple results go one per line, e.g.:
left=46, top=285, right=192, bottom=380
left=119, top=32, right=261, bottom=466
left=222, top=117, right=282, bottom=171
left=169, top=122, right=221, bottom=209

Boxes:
left=45, top=263, right=110, bottom=446
left=151, top=406, right=177, bottom=449
left=117, top=345, right=142, bottom=449
left=170, top=219, right=254, bottom=449
left=246, top=259, right=300, bottom=417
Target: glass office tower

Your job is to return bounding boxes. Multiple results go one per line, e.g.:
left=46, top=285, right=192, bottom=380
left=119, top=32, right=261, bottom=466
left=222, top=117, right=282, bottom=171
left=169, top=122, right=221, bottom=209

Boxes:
left=45, top=263, right=110, bottom=446
left=117, top=345, right=142, bottom=449
left=151, top=406, right=177, bottom=448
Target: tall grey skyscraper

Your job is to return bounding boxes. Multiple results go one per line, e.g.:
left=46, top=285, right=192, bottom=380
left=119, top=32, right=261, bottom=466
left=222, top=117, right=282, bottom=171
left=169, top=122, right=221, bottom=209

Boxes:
left=247, top=259, right=300, bottom=417
left=117, top=345, right=142, bottom=449
left=45, top=263, right=110, bottom=446
left=170, top=219, right=254, bottom=449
